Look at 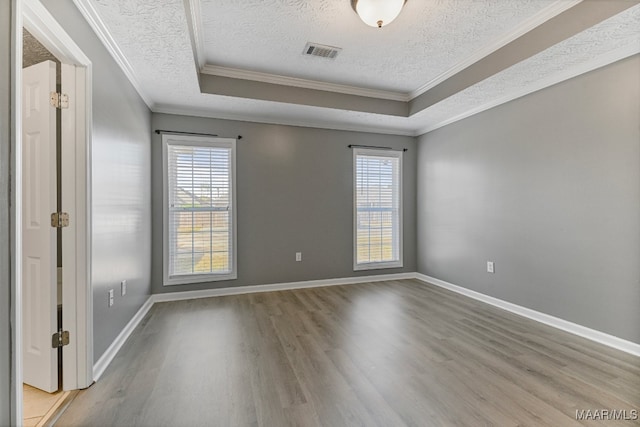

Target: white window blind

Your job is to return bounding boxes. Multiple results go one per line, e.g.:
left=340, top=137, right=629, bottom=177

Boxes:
left=163, top=135, right=236, bottom=285
left=354, top=148, right=403, bottom=270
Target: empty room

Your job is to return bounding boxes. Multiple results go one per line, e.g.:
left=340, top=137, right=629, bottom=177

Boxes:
left=1, top=0, right=639, bottom=426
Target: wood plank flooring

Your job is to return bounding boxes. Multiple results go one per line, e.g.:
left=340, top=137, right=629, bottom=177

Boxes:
left=55, top=279, right=639, bottom=426
left=23, top=385, right=69, bottom=427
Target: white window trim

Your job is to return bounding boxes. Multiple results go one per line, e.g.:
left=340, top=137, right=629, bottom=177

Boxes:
left=353, top=148, right=403, bottom=271
left=162, top=134, right=237, bottom=286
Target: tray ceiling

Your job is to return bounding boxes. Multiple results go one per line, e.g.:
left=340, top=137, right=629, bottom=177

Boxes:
left=76, top=0, right=640, bottom=136
left=200, top=0, right=556, bottom=93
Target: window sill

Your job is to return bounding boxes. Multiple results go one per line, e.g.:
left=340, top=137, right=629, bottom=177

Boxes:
left=164, top=272, right=237, bottom=286
left=354, top=261, right=403, bottom=271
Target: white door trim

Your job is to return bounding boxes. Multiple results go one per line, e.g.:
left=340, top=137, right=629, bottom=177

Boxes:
left=13, top=7, right=24, bottom=421
left=60, top=63, right=92, bottom=391
left=15, top=1, right=93, bottom=420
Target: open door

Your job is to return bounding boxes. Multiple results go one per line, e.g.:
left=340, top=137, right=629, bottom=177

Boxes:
left=22, top=60, right=59, bottom=393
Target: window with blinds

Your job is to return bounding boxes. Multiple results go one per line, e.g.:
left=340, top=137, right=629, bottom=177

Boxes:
left=353, top=148, right=403, bottom=270
left=162, top=135, right=237, bottom=285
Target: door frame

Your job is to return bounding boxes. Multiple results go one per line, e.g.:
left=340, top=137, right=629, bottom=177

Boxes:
left=14, top=0, right=93, bottom=421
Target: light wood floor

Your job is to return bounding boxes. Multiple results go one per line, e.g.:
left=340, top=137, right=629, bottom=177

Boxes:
left=56, top=279, right=639, bottom=426
left=23, top=384, right=69, bottom=427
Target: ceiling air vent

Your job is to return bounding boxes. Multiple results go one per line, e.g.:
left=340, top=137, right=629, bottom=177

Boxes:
left=303, top=42, right=342, bottom=59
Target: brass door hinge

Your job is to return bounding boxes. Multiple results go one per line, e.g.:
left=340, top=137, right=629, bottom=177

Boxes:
left=50, top=92, right=69, bottom=109
left=52, top=330, right=70, bottom=348
left=51, top=212, right=69, bottom=228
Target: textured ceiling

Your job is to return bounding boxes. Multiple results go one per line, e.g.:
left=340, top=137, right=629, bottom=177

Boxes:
left=200, top=0, right=556, bottom=93
left=92, top=0, right=200, bottom=100
left=23, top=28, right=59, bottom=68
left=23, top=29, right=60, bottom=84
left=80, top=0, right=640, bottom=136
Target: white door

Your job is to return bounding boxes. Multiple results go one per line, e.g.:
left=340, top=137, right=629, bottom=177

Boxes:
left=22, top=60, right=59, bottom=393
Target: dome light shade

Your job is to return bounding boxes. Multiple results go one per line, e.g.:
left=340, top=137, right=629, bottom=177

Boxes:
left=351, top=0, right=407, bottom=28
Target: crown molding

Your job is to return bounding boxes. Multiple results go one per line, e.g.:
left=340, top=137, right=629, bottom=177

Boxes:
left=416, top=43, right=640, bottom=136
left=201, top=64, right=411, bottom=102
left=408, top=0, right=582, bottom=99
left=152, top=104, right=416, bottom=137
left=72, top=0, right=154, bottom=108
left=184, top=0, right=205, bottom=70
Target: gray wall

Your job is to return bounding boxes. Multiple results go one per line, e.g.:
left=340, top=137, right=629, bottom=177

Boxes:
left=42, top=1, right=152, bottom=362
left=0, top=1, right=15, bottom=424
left=199, top=74, right=408, bottom=116
left=417, top=55, right=640, bottom=344
left=151, top=114, right=416, bottom=294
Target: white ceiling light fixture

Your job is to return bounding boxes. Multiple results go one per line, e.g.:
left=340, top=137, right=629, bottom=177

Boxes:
left=351, top=0, right=407, bottom=28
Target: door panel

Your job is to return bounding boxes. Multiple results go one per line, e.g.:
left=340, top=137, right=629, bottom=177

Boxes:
left=22, top=60, right=58, bottom=393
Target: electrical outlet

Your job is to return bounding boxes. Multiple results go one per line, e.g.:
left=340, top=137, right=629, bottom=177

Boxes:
left=108, top=289, right=114, bottom=307
left=296, top=252, right=302, bottom=262
left=487, top=261, right=495, bottom=273
left=121, top=280, right=127, bottom=296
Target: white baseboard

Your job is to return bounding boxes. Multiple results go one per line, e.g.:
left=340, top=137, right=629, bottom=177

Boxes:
left=93, top=296, right=154, bottom=381
left=152, top=272, right=415, bottom=303
left=414, top=273, right=640, bottom=357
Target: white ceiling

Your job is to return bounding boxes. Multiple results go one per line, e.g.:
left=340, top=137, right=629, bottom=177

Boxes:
left=77, top=0, right=640, bottom=136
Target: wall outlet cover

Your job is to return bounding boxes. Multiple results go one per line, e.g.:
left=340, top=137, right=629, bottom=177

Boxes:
left=487, top=261, right=495, bottom=273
